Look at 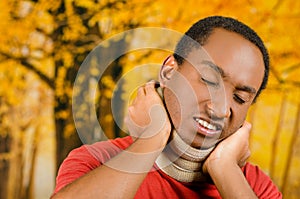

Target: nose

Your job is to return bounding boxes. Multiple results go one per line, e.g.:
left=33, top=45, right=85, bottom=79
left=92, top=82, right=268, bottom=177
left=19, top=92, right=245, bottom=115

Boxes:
left=206, top=99, right=231, bottom=120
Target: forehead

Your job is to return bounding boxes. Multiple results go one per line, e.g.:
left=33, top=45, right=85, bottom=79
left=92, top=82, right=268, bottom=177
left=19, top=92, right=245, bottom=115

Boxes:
left=184, top=28, right=265, bottom=91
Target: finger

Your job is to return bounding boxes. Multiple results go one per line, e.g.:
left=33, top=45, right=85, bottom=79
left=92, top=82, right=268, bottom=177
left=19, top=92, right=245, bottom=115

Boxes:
left=241, top=121, right=251, bottom=141
left=124, top=107, right=146, bottom=138
left=235, top=121, right=252, bottom=139
left=130, top=95, right=138, bottom=106
left=141, top=104, right=168, bottom=138
left=137, top=85, right=146, bottom=97
left=144, top=80, right=156, bottom=94
left=242, top=121, right=252, bottom=134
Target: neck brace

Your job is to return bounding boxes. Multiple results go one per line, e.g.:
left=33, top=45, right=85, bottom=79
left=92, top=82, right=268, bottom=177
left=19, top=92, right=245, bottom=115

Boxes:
left=155, top=131, right=215, bottom=182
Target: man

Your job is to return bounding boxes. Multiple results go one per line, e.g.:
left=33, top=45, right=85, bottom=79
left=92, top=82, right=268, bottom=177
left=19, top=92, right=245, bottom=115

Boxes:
left=51, top=16, right=282, bottom=198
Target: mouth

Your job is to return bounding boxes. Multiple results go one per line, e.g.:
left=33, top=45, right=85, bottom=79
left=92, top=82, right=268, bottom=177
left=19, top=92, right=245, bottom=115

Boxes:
left=193, top=117, right=223, bottom=137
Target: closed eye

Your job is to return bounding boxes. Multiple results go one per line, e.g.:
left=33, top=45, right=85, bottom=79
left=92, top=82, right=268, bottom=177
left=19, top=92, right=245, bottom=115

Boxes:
left=233, top=94, right=246, bottom=104
left=201, top=77, right=219, bottom=87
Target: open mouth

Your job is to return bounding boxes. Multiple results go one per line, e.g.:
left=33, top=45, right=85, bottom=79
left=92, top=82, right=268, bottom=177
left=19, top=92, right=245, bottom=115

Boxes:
left=193, top=117, right=223, bottom=137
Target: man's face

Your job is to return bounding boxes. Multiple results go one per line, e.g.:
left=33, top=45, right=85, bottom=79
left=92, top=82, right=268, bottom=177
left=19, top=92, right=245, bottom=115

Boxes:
left=163, top=28, right=265, bottom=149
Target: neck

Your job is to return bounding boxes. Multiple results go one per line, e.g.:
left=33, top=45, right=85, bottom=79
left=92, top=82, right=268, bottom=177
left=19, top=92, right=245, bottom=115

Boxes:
left=155, top=130, right=215, bottom=182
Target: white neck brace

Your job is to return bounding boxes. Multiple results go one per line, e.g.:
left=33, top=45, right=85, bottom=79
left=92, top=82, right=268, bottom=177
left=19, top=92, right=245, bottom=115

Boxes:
left=155, top=131, right=215, bottom=182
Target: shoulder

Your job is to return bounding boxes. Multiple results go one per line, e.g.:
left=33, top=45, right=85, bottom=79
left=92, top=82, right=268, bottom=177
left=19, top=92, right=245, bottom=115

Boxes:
left=64, top=136, right=133, bottom=164
left=53, top=136, right=133, bottom=194
left=243, top=162, right=282, bottom=198
left=85, top=136, right=133, bottom=163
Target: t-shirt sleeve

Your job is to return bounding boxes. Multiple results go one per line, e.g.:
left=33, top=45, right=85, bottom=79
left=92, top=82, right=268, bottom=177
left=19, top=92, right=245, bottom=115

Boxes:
left=52, top=137, right=130, bottom=195
left=52, top=145, right=101, bottom=195
left=244, top=163, right=282, bottom=199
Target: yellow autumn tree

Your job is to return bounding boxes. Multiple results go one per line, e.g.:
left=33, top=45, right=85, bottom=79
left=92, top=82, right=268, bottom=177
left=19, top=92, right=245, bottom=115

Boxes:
left=0, top=0, right=158, bottom=198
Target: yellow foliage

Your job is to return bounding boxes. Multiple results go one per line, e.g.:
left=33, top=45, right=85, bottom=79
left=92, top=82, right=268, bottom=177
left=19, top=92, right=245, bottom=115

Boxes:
left=74, top=0, right=96, bottom=9
left=64, top=123, right=75, bottom=138
left=0, top=0, right=300, bottom=198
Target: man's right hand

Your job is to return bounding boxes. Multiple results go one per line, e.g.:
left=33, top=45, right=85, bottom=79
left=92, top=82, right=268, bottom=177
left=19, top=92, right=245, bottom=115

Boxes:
left=52, top=81, right=172, bottom=199
left=124, top=80, right=171, bottom=150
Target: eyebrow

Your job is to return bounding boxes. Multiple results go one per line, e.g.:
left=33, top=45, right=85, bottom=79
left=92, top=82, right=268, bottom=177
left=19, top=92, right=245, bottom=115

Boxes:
left=200, top=60, right=257, bottom=94
left=236, top=85, right=257, bottom=94
left=201, top=60, right=226, bottom=77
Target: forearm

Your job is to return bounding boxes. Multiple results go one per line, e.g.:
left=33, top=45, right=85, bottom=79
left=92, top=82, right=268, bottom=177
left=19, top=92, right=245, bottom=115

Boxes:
left=207, top=160, right=257, bottom=199
left=51, top=137, right=165, bottom=199
left=52, top=81, right=171, bottom=199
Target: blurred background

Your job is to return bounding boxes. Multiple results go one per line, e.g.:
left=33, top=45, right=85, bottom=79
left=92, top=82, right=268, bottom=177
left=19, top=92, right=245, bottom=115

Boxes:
left=0, top=0, right=299, bottom=198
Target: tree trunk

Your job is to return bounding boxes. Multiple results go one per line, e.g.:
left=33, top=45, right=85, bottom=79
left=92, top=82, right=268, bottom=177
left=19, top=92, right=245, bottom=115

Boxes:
left=0, top=134, right=11, bottom=199
left=54, top=99, right=82, bottom=171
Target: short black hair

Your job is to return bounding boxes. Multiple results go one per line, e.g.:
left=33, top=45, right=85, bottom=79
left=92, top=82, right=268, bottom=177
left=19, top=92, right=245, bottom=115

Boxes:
left=173, top=16, right=269, bottom=102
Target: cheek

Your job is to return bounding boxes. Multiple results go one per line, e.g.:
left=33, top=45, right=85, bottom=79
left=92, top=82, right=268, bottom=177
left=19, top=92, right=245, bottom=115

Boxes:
left=163, top=88, right=181, bottom=128
left=164, top=84, right=201, bottom=129
left=226, top=106, right=249, bottom=136
left=195, top=85, right=211, bottom=102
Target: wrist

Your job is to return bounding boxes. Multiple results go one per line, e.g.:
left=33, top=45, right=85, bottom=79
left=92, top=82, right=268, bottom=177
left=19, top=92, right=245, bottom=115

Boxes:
left=205, top=158, right=257, bottom=199
left=205, top=157, right=237, bottom=175
left=131, top=130, right=170, bottom=153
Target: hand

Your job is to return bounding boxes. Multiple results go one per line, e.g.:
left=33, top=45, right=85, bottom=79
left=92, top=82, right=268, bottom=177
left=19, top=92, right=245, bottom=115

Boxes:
left=124, top=81, right=171, bottom=145
left=202, top=122, right=252, bottom=175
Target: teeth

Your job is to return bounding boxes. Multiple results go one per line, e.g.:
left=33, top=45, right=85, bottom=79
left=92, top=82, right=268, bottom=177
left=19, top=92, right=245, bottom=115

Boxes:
left=195, top=118, right=217, bottom=131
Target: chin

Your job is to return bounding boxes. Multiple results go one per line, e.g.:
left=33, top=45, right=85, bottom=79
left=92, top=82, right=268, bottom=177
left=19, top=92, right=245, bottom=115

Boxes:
left=191, top=142, right=214, bottom=150
left=190, top=136, right=218, bottom=149
left=176, top=127, right=218, bottom=149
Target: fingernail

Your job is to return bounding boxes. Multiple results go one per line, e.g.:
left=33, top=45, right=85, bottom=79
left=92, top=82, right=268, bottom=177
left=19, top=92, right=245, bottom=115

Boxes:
left=243, top=121, right=252, bottom=129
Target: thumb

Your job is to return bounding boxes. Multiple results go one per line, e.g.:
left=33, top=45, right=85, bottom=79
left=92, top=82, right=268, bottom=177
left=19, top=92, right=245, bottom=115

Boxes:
left=235, top=121, right=252, bottom=139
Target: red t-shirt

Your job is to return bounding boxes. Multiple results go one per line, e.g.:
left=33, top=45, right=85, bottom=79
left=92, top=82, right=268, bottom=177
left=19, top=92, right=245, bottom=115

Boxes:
left=53, top=136, right=282, bottom=198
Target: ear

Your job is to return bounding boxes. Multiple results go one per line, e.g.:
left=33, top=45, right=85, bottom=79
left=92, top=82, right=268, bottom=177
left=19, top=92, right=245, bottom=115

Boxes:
left=159, top=55, right=178, bottom=87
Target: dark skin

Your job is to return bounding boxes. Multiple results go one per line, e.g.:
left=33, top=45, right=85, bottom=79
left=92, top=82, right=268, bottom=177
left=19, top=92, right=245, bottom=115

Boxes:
left=162, top=28, right=264, bottom=149
left=51, top=28, right=264, bottom=199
